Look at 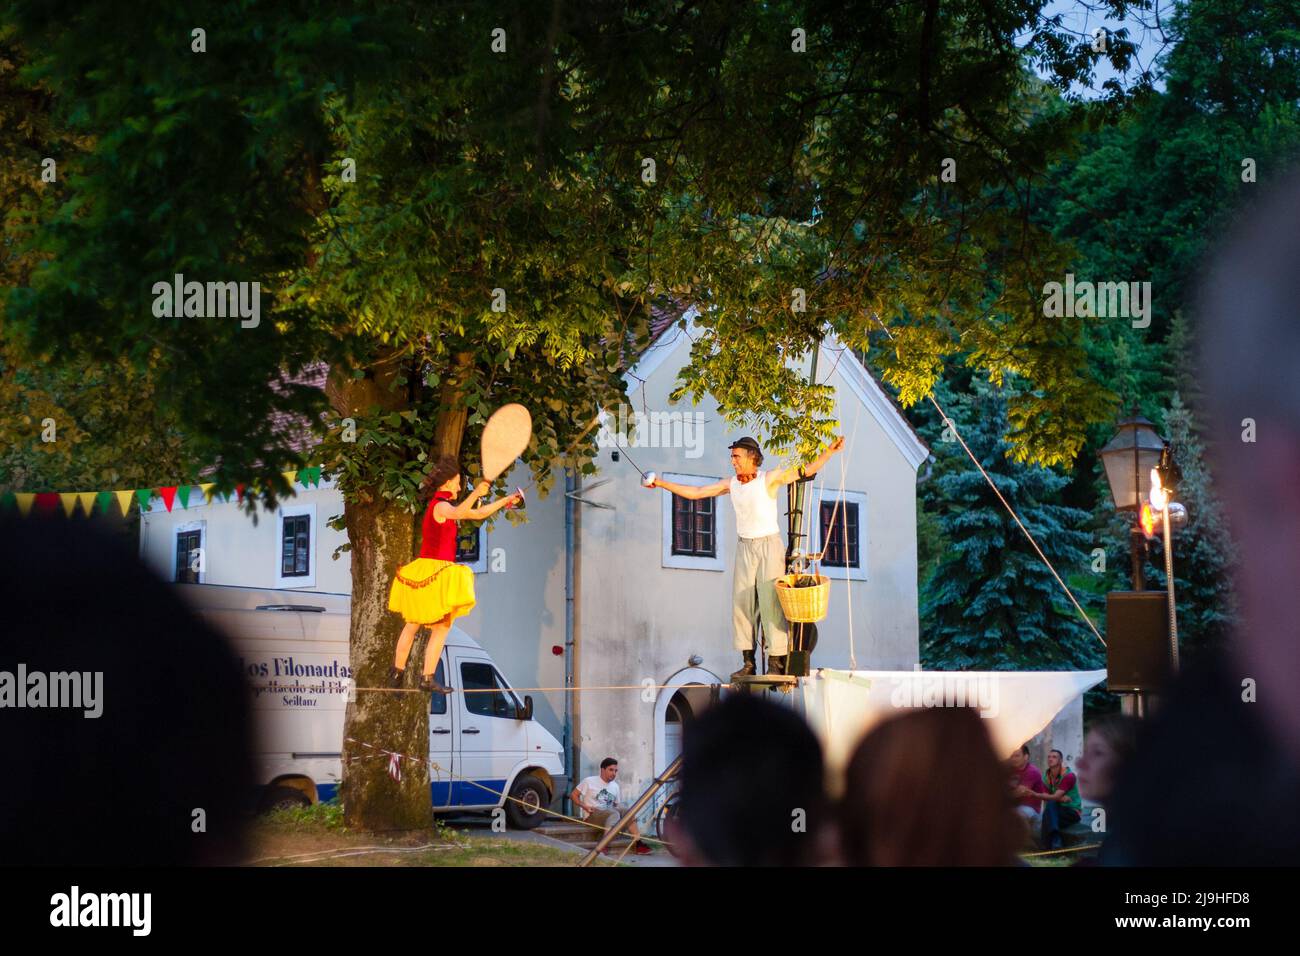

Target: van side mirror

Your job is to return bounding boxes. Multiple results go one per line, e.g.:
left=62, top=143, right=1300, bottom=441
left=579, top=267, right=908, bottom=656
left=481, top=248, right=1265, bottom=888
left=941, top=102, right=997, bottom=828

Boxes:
left=517, top=695, right=534, bottom=721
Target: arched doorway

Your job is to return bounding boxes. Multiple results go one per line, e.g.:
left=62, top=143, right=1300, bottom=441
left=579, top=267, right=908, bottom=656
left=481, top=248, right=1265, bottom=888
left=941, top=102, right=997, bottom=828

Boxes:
left=654, top=666, right=721, bottom=778
left=662, top=692, right=691, bottom=773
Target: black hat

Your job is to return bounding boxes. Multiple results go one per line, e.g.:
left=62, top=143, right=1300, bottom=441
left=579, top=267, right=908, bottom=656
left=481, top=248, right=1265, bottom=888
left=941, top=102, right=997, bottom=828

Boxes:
left=728, top=436, right=762, bottom=455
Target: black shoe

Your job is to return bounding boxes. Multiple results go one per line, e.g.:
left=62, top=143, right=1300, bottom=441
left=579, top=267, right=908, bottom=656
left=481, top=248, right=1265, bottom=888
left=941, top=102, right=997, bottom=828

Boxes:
left=730, top=650, right=756, bottom=682
left=419, top=674, right=452, bottom=695
left=387, top=666, right=404, bottom=688
left=767, top=654, right=787, bottom=676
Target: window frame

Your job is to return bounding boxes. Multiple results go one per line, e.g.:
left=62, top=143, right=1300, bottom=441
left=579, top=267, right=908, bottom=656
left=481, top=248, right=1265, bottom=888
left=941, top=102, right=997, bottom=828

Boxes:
left=275, top=503, right=317, bottom=588
left=456, top=522, right=489, bottom=575
left=173, top=520, right=206, bottom=584
left=811, top=489, right=868, bottom=582
left=669, top=492, right=718, bottom=560
left=660, top=472, right=727, bottom=572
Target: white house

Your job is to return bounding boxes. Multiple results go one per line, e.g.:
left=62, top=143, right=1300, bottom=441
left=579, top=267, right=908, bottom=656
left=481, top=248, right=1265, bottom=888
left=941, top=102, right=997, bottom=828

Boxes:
left=138, top=305, right=930, bottom=804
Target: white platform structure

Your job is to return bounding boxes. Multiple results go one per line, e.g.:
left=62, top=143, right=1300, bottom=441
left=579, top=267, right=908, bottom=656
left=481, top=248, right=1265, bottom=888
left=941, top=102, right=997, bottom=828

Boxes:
left=801, top=668, right=1108, bottom=773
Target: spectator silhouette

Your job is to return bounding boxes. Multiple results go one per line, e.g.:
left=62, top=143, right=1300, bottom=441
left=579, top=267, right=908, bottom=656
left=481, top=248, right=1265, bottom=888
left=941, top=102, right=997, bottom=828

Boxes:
left=671, top=693, right=828, bottom=866
left=0, top=512, right=252, bottom=865
left=839, top=707, right=1023, bottom=866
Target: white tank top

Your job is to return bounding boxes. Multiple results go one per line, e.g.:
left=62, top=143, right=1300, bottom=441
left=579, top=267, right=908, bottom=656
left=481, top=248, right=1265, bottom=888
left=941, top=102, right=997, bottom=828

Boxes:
left=730, top=470, right=780, bottom=539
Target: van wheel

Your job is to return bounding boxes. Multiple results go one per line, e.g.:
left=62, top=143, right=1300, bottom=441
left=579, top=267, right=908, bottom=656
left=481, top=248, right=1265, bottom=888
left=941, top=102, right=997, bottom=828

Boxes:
left=261, top=786, right=311, bottom=813
left=504, top=774, right=549, bottom=830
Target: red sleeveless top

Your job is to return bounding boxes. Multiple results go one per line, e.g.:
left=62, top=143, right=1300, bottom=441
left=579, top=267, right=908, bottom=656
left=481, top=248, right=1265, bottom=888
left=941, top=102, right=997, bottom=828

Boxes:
left=419, top=491, right=458, bottom=560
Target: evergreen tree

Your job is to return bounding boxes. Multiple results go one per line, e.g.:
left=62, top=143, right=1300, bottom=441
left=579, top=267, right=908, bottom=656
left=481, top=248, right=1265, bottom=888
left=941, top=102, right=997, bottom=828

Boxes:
left=922, top=381, right=1103, bottom=670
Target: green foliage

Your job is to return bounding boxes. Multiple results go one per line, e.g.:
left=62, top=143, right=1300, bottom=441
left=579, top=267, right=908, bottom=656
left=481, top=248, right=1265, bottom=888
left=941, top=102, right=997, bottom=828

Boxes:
left=921, top=380, right=1103, bottom=670
left=264, top=796, right=346, bottom=832
left=2, top=1, right=1151, bottom=505
left=1032, top=0, right=1300, bottom=658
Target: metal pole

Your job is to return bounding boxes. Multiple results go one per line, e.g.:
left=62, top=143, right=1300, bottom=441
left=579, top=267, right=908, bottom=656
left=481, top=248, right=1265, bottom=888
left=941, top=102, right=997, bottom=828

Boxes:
left=1129, top=525, right=1145, bottom=591
left=577, top=753, right=683, bottom=867
left=1162, top=504, right=1179, bottom=673
left=563, top=469, right=577, bottom=799
left=1127, top=524, right=1147, bottom=715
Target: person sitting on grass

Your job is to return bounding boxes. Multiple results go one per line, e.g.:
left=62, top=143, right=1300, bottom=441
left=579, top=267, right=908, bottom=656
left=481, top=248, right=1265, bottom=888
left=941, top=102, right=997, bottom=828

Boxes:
left=1039, top=748, right=1083, bottom=850
left=1008, top=744, right=1047, bottom=842
left=572, top=758, right=652, bottom=855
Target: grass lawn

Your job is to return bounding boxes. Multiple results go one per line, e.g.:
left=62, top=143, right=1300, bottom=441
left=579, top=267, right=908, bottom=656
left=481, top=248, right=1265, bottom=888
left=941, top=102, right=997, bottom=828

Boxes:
left=244, top=800, right=590, bottom=867
left=246, top=798, right=1097, bottom=867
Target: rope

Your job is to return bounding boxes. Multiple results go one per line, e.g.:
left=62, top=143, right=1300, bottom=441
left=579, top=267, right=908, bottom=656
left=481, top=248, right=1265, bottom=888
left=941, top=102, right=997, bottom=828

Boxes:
left=251, top=843, right=453, bottom=866
left=841, top=399, right=864, bottom=670
left=864, top=316, right=1106, bottom=647
left=1021, top=842, right=1102, bottom=858
left=356, top=680, right=727, bottom=695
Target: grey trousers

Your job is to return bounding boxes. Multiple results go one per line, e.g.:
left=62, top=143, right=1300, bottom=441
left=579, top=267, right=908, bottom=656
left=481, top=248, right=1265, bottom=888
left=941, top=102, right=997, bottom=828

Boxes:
left=733, top=534, right=789, bottom=656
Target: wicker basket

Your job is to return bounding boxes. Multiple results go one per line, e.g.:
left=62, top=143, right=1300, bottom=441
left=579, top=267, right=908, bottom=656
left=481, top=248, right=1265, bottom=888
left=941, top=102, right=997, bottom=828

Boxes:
left=774, top=573, right=831, bottom=623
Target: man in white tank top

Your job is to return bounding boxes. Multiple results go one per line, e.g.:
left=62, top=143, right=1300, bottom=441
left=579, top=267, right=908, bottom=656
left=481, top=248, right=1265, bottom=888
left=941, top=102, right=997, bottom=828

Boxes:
left=647, top=435, right=844, bottom=680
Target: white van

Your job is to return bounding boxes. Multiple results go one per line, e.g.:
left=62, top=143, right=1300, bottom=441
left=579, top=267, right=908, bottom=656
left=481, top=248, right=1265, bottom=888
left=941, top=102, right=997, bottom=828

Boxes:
left=176, top=583, right=567, bottom=829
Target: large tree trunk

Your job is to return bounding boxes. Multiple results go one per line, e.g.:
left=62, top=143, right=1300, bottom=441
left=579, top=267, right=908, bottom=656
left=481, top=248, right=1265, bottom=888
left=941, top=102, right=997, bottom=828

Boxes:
left=326, top=348, right=473, bottom=830
left=327, top=352, right=429, bottom=830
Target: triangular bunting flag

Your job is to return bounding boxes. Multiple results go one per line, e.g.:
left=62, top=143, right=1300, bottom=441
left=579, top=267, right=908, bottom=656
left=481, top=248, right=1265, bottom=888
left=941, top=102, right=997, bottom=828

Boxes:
left=200, top=483, right=216, bottom=504
left=114, top=490, right=135, bottom=517
left=134, top=488, right=153, bottom=513
left=159, top=487, right=178, bottom=512
left=0, top=491, right=15, bottom=513
left=302, top=465, right=322, bottom=487
left=235, top=483, right=246, bottom=504
left=95, top=491, right=113, bottom=515
left=35, top=492, right=60, bottom=515
left=176, top=486, right=192, bottom=510
left=282, top=470, right=298, bottom=487
left=77, top=492, right=98, bottom=516
left=15, top=493, right=35, bottom=517
left=59, top=493, right=79, bottom=518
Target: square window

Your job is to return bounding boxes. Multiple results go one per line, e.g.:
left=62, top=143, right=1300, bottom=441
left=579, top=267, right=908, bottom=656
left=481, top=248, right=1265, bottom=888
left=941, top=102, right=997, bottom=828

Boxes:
left=456, top=526, right=481, bottom=564
left=175, top=529, right=202, bottom=583
left=671, top=494, right=716, bottom=558
left=281, top=514, right=310, bottom=577
left=820, top=500, right=859, bottom=568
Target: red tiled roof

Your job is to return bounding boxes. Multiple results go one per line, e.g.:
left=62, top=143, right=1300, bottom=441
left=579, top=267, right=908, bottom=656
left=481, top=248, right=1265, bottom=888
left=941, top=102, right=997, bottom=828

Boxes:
left=196, top=361, right=329, bottom=478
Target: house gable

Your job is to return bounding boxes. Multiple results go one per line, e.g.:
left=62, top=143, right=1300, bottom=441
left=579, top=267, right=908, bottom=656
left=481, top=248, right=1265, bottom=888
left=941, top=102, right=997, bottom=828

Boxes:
left=622, top=308, right=930, bottom=473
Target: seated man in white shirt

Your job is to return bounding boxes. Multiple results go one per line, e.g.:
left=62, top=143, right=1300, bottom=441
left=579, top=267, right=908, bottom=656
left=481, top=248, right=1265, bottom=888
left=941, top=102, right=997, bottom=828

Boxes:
left=571, top=757, right=652, bottom=855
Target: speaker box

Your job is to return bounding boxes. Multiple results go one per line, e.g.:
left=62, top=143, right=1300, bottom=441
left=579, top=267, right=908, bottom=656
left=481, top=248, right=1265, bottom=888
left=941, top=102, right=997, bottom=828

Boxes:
left=1106, top=591, right=1172, bottom=692
left=786, top=622, right=817, bottom=677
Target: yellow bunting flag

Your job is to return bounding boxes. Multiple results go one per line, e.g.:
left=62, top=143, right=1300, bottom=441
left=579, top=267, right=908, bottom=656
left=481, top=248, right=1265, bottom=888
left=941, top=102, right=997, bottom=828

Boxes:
left=77, top=492, right=98, bottom=516
left=200, top=483, right=217, bottom=503
left=282, top=470, right=298, bottom=487
left=59, top=493, right=79, bottom=518
left=15, top=493, right=35, bottom=517
left=114, top=490, right=135, bottom=517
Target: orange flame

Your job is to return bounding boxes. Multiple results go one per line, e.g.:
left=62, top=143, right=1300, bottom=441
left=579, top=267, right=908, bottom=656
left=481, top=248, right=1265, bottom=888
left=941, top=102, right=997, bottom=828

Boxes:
left=1140, top=502, right=1158, bottom=538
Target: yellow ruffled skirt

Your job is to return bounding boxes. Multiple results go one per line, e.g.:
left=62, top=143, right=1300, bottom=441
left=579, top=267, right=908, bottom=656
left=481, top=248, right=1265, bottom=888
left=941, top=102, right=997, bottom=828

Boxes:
left=387, top=558, right=476, bottom=625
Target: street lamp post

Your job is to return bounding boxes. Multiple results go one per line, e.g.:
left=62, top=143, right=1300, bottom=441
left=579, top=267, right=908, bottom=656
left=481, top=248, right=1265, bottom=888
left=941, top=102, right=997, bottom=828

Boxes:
left=1099, top=416, right=1167, bottom=717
